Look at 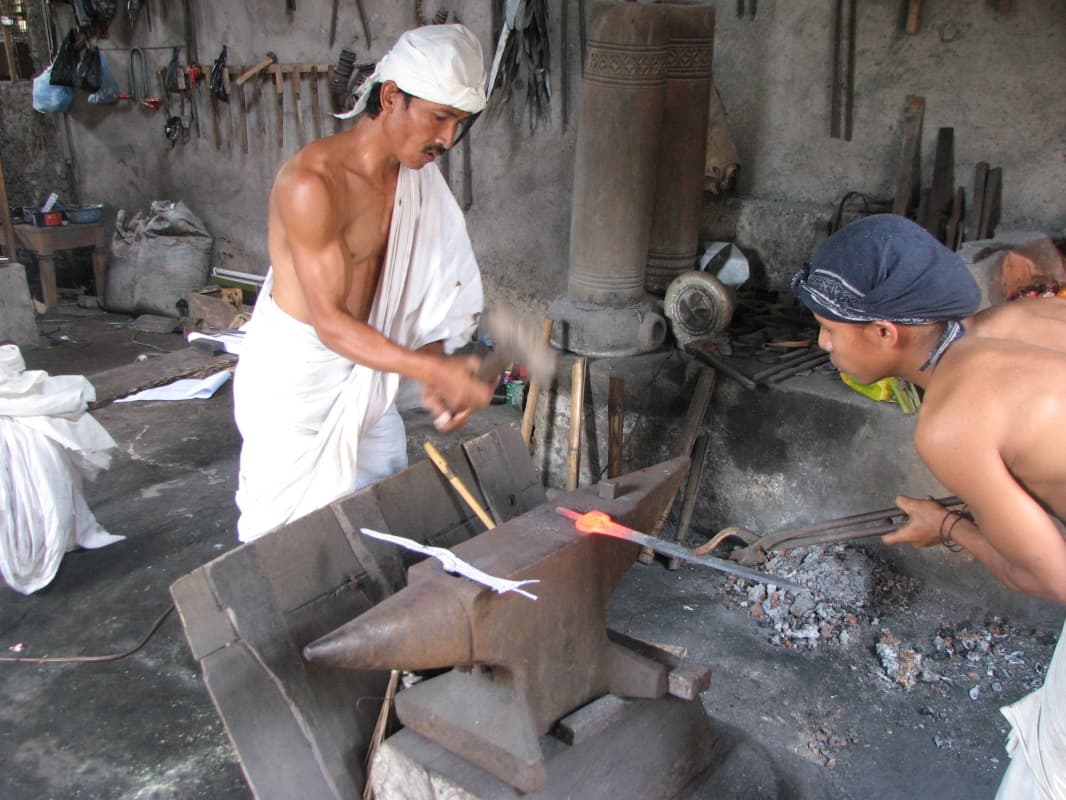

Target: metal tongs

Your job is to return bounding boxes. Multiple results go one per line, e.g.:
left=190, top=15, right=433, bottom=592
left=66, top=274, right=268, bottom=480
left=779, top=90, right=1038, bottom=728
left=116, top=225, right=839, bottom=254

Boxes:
left=701, top=495, right=964, bottom=566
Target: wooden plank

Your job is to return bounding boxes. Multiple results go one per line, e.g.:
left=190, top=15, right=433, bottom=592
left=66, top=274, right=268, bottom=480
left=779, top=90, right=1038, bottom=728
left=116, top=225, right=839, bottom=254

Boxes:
left=925, top=127, right=954, bottom=242
left=248, top=505, right=366, bottom=613
left=199, top=641, right=366, bottom=800
left=0, top=156, right=16, bottom=260
left=331, top=492, right=408, bottom=599
left=89, top=347, right=236, bottom=408
left=891, top=95, right=925, bottom=217
left=464, top=422, right=547, bottom=525
left=969, top=161, right=990, bottom=242
left=170, top=568, right=237, bottom=661
left=372, top=449, right=488, bottom=547
left=979, top=166, right=1002, bottom=239
left=945, top=187, right=965, bottom=251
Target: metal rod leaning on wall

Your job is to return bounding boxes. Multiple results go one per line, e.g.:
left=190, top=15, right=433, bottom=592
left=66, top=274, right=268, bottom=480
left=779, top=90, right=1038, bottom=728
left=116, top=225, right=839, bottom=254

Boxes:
left=565, top=357, right=587, bottom=491
left=661, top=367, right=718, bottom=568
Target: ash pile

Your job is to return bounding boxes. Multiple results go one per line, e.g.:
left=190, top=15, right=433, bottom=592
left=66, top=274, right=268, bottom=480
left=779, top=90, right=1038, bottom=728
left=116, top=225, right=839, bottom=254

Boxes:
left=874, top=616, right=1058, bottom=696
left=722, top=543, right=917, bottom=649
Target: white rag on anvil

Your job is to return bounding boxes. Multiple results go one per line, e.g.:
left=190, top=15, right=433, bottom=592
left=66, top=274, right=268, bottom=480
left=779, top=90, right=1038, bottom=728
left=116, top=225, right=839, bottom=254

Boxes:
left=0, top=345, right=123, bottom=594
left=359, top=528, right=539, bottom=600
left=995, top=617, right=1066, bottom=799
left=233, top=163, right=483, bottom=542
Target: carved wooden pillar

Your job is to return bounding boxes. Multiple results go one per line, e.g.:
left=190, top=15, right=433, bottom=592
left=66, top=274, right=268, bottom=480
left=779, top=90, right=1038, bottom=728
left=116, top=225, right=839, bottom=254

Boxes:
left=645, top=7, right=716, bottom=295
left=550, top=3, right=671, bottom=357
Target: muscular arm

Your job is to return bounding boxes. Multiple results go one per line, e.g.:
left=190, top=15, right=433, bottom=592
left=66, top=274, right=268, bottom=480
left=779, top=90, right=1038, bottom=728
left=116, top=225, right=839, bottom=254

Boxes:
left=275, top=169, right=492, bottom=426
left=885, top=403, right=1066, bottom=604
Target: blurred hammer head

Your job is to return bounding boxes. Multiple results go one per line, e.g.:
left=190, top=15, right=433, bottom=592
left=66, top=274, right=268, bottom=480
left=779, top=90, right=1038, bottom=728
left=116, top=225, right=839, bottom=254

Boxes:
left=479, top=306, right=557, bottom=386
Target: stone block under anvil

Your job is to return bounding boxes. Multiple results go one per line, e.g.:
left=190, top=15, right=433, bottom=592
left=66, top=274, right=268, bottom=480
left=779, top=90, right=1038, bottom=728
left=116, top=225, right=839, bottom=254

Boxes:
left=304, top=455, right=717, bottom=795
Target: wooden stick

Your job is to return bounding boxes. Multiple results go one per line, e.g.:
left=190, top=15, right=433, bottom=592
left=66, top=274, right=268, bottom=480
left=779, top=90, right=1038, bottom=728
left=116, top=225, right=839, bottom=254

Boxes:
left=362, top=668, right=400, bottom=800
left=969, top=161, right=989, bottom=242
left=565, top=358, right=587, bottom=491
left=422, top=441, right=497, bottom=530
left=905, top=0, right=922, bottom=34
left=520, top=319, right=554, bottom=446
left=0, top=157, right=16, bottom=262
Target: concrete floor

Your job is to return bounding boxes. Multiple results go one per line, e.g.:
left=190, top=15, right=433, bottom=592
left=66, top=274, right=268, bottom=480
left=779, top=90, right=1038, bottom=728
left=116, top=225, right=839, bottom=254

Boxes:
left=0, top=305, right=1058, bottom=799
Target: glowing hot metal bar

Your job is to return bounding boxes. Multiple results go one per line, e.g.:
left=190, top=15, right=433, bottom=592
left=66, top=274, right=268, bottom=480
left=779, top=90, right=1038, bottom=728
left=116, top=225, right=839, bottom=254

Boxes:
left=556, top=507, right=804, bottom=592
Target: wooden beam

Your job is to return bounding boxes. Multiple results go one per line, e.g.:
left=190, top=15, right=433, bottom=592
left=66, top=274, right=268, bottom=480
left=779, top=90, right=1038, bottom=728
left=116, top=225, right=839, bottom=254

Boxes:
left=891, top=95, right=925, bottom=217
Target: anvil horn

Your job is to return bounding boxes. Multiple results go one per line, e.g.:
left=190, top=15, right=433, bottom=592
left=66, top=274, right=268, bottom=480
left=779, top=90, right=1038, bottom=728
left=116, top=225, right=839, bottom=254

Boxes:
left=303, top=580, right=472, bottom=670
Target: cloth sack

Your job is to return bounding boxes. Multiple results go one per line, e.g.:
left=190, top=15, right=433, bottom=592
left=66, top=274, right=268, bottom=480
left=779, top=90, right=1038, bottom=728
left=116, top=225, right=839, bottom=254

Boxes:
left=106, top=201, right=214, bottom=317
left=0, top=345, right=123, bottom=594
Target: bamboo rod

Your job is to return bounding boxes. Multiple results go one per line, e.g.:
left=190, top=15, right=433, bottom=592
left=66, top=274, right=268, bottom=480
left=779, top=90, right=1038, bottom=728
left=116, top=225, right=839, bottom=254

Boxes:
left=565, top=357, right=587, bottom=491
left=423, top=441, right=497, bottom=530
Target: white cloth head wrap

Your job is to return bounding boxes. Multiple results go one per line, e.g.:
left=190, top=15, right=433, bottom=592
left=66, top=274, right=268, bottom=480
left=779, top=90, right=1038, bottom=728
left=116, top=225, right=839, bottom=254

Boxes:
left=337, top=24, right=488, bottom=120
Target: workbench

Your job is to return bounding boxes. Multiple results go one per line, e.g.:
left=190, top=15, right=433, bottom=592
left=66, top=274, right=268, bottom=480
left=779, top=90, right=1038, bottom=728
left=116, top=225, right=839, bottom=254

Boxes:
left=12, top=221, right=108, bottom=308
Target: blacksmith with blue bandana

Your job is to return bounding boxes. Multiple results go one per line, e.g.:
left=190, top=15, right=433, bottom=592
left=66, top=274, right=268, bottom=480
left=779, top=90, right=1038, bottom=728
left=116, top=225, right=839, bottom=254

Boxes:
left=793, top=214, right=1066, bottom=799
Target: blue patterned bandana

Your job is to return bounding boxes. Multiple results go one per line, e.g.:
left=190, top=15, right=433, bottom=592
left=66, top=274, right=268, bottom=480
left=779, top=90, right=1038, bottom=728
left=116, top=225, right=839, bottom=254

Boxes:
left=791, top=214, right=981, bottom=326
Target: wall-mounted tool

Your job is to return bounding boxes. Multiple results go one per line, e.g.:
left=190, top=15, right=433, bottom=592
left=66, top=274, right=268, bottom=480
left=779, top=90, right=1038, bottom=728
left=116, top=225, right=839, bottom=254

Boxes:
left=310, top=65, right=322, bottom=140
left=329, top=0, right=340, bottom=48
left=829, top=0, right=857, bottom=140
left=234, top=51, right=277, bottom=87
left=290, top=68, right=304, bottom=148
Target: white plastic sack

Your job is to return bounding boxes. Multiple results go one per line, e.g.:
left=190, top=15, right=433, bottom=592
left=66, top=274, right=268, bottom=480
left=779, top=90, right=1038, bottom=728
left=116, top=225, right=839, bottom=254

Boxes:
left=0, top=345, right=122, bottom=594
left=105, top=201, right=214, bottom=317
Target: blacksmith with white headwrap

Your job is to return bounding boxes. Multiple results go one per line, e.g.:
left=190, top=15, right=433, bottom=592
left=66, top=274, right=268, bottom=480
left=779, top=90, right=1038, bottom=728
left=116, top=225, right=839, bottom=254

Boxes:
left=234, top=24, right=495, bottom=541
left=795, top=214, right=1066, bottom=798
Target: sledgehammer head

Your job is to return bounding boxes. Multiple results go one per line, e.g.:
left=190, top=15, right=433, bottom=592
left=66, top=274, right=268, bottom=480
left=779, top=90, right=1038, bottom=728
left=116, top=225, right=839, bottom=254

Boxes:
left=479, top=305, right=557, bottom=386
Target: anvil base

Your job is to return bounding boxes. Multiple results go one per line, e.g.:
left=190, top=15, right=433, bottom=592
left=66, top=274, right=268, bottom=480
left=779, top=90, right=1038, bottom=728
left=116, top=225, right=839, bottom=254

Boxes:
left=369, top=695, right=716, bottom=799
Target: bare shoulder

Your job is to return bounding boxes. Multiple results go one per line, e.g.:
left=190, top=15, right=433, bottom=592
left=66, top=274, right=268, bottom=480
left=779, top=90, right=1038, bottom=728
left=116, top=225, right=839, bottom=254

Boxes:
left=272, top=142, right=345, bottom=215
left=970, top=297, right=1066, bottom=350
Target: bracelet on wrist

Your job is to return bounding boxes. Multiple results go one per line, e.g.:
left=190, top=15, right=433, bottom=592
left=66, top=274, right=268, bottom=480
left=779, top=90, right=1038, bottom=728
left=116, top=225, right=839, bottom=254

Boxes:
left=939, top=508, right=969, bottom=552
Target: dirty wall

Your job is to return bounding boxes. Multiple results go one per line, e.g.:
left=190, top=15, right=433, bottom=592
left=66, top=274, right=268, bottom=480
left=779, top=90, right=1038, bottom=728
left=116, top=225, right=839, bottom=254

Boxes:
left=5, top=1, right=1065, bottom=311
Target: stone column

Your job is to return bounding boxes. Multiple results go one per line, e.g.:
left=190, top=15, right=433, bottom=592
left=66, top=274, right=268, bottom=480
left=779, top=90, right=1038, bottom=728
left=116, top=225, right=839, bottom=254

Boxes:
left=645, top=6, right=717, bottom=295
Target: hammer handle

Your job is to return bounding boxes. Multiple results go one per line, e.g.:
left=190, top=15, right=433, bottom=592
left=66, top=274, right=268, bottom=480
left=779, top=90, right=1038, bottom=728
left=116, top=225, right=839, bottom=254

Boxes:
left=423, top=441, right=497, bottom=530
left=235, top=56, right=276, bottom=87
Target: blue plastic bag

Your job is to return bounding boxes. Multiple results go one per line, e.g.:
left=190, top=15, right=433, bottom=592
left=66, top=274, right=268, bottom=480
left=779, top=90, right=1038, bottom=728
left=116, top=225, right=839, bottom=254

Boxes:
left=88, top=56, right=120, bottom=105
left=33, top=63, right=74, bottom=113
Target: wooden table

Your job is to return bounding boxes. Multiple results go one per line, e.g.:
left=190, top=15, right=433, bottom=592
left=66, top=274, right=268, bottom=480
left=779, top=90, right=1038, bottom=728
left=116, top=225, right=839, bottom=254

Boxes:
left=12, top=221, right=108, bottom=308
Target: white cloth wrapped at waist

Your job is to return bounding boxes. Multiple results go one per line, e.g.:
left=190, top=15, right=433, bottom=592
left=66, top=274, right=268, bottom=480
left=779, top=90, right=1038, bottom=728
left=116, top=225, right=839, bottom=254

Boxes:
left=233, top=163, right=483, bottom=542
left=995, top=617, right=1066, bottom=799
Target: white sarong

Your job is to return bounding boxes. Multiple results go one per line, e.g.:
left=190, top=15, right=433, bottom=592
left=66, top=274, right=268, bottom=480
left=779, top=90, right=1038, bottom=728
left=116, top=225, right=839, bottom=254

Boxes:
left=996, top=617, right=1066, bottom=799
left=233, top=164, right=483, bottom=542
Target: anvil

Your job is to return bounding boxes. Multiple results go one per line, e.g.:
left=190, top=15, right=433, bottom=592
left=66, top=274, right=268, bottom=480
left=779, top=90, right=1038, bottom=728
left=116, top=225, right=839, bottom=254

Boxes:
left=303, top=456, right=703, bottom=793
